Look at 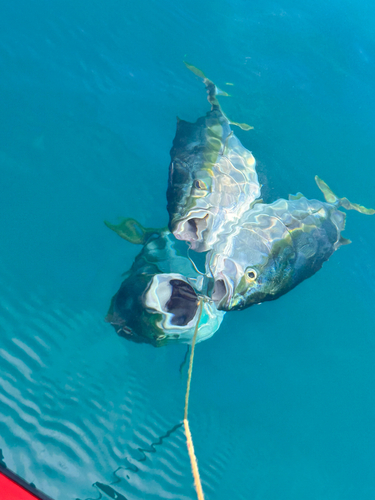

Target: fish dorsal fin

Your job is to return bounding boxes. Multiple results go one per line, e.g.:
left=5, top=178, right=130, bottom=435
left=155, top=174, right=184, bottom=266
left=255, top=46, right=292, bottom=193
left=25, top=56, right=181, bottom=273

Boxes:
left=289, top=192, right=305, bottom=201
left=315, top=176, right=375, bottom=215
left=184, top=61, right=253, bottom=131
left=104, top=218, right=163, bottom=245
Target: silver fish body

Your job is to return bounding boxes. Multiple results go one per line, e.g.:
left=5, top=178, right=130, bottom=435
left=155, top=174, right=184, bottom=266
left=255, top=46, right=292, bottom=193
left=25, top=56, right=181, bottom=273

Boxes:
left=207, top=189, right=353, bottom=311
left=167, top=65, right=261, bottom=252
left=106, top=229, right=225, bottom=347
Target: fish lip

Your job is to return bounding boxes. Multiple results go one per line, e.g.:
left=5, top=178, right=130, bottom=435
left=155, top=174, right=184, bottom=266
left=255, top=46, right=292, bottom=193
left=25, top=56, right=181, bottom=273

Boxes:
left=171, top=211, right=211, bottom=249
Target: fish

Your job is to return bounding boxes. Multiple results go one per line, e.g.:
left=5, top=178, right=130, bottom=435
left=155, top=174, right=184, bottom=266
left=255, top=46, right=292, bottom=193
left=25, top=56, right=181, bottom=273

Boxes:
left=167, top=63, right=261, bottom=252
left=104, top=218, right=225, bottom=347
left=207, top=176, right=375, bottom=311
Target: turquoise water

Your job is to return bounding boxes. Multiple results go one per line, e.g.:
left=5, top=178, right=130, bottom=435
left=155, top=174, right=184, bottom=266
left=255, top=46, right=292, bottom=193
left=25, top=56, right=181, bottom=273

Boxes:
left=1, top=1, right=375, bottom=499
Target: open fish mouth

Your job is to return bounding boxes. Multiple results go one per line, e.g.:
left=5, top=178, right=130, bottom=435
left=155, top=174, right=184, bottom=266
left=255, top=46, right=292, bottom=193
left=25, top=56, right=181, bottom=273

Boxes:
left=210, top=275, right=233, bottom=310
left=145, top=274, right=199, bottom=327
left=172, top=212, right=211, bottom=249
left=165, top=278, right=199, bottom=326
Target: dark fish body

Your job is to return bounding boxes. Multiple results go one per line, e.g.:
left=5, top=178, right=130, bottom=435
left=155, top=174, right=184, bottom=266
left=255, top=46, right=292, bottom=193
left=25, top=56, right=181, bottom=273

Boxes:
left=208, top=177, right=374, bottom=311
left=167, top=64, right=260, bottom=251
left=167, top=107, right=231, bottom=224
left=105, top=224, right=224, bottom=347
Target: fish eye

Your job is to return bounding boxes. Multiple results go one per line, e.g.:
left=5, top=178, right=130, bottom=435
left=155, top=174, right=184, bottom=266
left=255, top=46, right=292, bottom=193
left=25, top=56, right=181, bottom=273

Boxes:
left=193, top=179, right=207, bottom=190
left=245, top=268, right=257, bottom=281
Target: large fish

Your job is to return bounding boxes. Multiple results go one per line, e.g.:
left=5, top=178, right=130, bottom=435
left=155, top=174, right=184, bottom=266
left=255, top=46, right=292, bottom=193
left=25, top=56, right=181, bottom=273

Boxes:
left=207, top=177, right=375, bottom=311
left=105, top=218, right=225, bottom=347
left=167, top=63, right=261, bottom=252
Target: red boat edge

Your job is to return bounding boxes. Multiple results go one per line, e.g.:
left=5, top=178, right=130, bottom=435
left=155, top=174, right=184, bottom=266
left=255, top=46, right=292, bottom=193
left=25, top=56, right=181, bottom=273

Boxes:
left=0, top=465, right=54, bottom=500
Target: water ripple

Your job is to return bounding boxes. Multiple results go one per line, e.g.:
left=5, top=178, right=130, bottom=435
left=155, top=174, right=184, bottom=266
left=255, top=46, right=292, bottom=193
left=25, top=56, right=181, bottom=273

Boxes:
left=0, top=265, right=230, bottom=499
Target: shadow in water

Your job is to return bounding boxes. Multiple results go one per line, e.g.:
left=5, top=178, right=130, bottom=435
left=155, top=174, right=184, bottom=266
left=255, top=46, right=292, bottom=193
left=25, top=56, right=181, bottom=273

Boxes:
left=80, top=422, right=184, bottom=500
left=0, top=449, right=6, bottom=468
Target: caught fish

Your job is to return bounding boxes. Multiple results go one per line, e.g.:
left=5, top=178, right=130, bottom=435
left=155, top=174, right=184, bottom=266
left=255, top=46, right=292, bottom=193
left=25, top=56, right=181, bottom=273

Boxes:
left=207, top=176, right=375, bottom=311
left=167, top=63, right=261, bottom=252
left=105, top=218, right=225, bottom=347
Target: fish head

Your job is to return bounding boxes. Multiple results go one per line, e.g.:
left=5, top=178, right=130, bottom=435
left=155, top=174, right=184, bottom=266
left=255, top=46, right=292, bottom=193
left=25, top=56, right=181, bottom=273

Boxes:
left=107, top=271, right=224, bottom=347
left=208, top=224, right=296, bottom=310
left=167, top=158, right=258, bottom=251
left=144, top=274, right=225, bottom=342
left=167, top=160, right=215, bottom=250
left=167, top=114, right=260, bottom=252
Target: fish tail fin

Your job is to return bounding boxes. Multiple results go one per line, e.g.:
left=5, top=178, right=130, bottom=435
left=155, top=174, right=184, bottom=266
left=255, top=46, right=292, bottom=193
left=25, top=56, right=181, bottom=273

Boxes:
left=184, top=61, right=253, bottom=131
left=104, top=217, right=163, bottom=244
left=184, top=61, right=228, bottom=109
left=315, top=176, right=375, bottom=215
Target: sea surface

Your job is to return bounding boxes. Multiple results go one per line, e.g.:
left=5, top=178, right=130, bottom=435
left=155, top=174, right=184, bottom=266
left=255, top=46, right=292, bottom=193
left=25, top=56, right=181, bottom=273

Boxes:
left=1, top=1, right=375, bottom=499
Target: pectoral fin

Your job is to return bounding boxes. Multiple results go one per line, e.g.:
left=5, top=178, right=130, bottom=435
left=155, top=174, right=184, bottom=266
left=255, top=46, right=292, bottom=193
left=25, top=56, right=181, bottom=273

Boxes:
left=104, top=218, right=163, bottom=244
left=339, top=236, right=352, bottom=246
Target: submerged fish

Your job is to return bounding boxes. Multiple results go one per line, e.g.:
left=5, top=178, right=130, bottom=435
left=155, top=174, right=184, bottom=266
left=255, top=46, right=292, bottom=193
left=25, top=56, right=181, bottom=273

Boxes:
left=167, top=63, right=261, bottom=252
left=105, top=218, right=225, bottom=347
left=207, top=177, right=375, bottom=311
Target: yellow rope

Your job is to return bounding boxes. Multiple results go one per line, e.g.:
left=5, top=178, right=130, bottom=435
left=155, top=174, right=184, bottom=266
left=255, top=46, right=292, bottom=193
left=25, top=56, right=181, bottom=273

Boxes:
left=184, top=419, right=204, bottom=500
left=184, top=300, right=205, bottom=500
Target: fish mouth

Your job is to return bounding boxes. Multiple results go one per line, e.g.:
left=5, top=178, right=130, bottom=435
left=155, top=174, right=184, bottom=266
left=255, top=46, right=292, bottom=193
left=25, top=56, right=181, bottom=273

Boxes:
left=146, top=275, right=199, bottom=327
left=210, top=275, right=233, bottom=310
left=165, top=279, right=199, bottom=326
left=172, top=213, right=210, bottom=250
